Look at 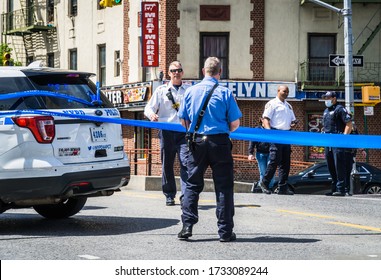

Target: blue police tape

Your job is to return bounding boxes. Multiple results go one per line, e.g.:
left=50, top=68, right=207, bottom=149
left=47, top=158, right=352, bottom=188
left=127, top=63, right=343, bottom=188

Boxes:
left=1, top=90, right=380, bottom=149
left=2, top=109, right=381, bottom=149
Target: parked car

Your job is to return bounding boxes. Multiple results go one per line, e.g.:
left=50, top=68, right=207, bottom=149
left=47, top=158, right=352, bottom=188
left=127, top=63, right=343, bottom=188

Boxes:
left=0, top=63, right=130, bottom=218
left=272, top=162, right=381, bottom=195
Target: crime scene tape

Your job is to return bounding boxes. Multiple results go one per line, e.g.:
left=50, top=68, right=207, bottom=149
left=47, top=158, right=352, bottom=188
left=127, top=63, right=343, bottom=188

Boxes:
left=1, top=91, right=381, bottom=149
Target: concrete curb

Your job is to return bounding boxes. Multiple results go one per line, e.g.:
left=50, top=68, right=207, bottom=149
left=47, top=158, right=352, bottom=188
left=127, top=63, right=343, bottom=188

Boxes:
left=127, top=175, right=253, bottom=193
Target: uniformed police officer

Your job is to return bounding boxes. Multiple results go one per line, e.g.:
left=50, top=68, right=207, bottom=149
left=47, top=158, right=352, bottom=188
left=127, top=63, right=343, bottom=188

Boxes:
left=321, top=91, right=353, bottom=196
left=144, top=61, right=190, bottom=206
left=177, top=57, right=242, bottom=242
left=258, top=85, right=297, bottom=195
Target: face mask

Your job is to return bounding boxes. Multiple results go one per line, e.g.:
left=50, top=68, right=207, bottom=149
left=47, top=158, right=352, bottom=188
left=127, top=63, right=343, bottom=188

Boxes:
left=325, top=100, right=333, bottom=107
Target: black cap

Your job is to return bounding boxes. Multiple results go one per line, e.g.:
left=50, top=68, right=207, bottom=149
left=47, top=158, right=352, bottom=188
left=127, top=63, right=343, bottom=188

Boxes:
left=321, top=91, right=336, bottom=99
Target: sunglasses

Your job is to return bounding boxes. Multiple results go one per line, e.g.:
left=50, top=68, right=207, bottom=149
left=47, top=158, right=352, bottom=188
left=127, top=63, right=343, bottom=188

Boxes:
left=169, top=68, right=183, bottom=73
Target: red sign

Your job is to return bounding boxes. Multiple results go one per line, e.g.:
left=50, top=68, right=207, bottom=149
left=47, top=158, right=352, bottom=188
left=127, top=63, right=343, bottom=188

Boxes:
left=141, top=2, right=159, bottom=67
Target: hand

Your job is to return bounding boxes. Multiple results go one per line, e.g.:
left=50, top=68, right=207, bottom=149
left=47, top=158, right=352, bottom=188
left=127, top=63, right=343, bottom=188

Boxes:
left=150, top=114, right=159, bottom=121
left=248, top=155, right=255, bottom=161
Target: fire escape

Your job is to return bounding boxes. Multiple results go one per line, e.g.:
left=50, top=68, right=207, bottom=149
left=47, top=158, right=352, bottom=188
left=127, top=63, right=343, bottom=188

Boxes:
left=300, top=0, right=381, bottom=91
left=1, top=0, right=58, bottom=66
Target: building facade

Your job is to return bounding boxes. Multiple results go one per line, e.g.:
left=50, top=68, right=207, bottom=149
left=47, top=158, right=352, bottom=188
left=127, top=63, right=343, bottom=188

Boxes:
left=1, top=0, right=381, bottom=182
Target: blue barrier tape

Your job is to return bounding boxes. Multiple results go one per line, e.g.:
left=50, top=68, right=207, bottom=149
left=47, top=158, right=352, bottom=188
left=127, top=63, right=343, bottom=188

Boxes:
left=1, top=109, right=381, bottom=149
left=1, top=91, right=380, bottom=149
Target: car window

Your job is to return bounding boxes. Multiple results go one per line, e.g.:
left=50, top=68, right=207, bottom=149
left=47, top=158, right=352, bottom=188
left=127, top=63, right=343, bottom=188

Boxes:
left=314, top=165, right=329, bottom=175
left=0, top=75, right=113, bottom=110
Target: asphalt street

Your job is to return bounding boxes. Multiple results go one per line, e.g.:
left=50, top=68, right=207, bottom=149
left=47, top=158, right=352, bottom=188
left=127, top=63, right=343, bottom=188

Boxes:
left=0, top=188, right=380, bottom=260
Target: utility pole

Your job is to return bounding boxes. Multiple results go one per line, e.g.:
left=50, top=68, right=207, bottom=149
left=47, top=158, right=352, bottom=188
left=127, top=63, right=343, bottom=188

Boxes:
left=305, top=0, right=354, bottom=114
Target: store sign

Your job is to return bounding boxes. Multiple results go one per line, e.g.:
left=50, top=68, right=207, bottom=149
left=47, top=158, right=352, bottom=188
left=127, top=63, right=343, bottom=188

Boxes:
left=103, top=86, right=148, bottom=108
left=141, top=2, right=159, bottom=67
left=184, top=81, right=297, bottom=98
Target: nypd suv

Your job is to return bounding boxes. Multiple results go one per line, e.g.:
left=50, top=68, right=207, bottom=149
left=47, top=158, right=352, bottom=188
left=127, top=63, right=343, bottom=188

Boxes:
left=0, top=64, right=130, bottom=218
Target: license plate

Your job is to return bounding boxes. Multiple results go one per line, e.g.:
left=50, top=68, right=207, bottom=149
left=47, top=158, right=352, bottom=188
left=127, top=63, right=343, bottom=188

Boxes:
left=90, top=126, right=107, bottom=142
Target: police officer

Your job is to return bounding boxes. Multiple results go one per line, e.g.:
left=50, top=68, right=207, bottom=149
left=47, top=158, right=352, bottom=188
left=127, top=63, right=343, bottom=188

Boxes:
left=322, top=91, right=353, bottom=196
left=144, top=61, right=190, bottom=206
left=258, top=85, right=297, bottom=195
left=177, top=57, right=242, bottom=242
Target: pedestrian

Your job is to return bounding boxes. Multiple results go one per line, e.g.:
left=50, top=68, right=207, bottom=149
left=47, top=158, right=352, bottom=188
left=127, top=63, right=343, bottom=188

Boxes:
left=177, top=57, right=242, bottom=242
left=248, top=118, right=275, bottom=192
left=321, top=91, right=353, bottom=196
left=258, top=85, right=297, bottom=195
left=144, top=61, right=190, bottom=206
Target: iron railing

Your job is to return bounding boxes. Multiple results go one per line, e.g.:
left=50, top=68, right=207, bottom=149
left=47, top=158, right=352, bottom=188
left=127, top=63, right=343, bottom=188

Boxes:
left=1, top=5, right=54, bottom=35
left=300, top=60, right=381, bottom=89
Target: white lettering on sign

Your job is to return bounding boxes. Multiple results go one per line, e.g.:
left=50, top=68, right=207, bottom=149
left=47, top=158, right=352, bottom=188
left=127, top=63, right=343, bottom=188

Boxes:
left=142, top=2, right=159, bottom=67
left=104, top=91, right=122, bottom=104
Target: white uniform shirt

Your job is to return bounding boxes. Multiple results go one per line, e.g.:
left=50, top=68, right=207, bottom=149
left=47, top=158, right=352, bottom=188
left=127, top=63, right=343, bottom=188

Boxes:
left=263, top=97, right=296, bottom=130
left=144, top=82, right=190, bottom=123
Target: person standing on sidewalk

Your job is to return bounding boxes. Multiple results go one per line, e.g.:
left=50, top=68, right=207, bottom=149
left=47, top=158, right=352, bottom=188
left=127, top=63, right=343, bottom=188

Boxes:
left=258, top=85, right=297, bottom=195
left=321, top=91, right=353, bottom=196
left=177, top=57, right=242, bottom=242
left=248, top=118, right=274, bottom=192
left=144, top=61, right=190, bottom=206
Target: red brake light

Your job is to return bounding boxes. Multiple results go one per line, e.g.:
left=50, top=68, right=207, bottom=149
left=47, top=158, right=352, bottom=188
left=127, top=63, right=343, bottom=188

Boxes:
left=12, top=116, right=55, bottom=144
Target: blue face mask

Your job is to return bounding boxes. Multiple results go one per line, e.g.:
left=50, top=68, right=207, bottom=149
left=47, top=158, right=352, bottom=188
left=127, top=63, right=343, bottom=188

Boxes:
left=325, top=100, right=333, bottom=107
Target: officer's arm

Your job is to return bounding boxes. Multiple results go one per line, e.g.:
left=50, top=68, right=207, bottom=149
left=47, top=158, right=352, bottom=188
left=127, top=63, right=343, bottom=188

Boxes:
left=262, top=117, right=271, bottom=129
left=344, top=121, right=353, bottom=135
left=229, top=119, right=240, bottom=132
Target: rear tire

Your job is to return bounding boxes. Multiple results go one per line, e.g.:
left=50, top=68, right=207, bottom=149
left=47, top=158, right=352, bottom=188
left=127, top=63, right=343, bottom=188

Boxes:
left=364, top=184, right=381, bottom=195
left=33, top=197, right=87, bottom=219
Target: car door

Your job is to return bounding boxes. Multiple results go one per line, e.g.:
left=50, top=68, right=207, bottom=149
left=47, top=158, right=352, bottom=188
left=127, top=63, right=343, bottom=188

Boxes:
left=294, top=164, right=332, bottom=194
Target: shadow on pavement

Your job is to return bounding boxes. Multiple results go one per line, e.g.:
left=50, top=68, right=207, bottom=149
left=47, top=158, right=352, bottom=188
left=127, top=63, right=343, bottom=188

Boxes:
left=0, top=213, right=179, bottom=237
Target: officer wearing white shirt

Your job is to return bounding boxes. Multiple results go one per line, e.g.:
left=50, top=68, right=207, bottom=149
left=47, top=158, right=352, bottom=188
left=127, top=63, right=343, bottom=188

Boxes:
left=258, top=85, right=297, bottom=195
left=144, top=61, right=190, bottom=206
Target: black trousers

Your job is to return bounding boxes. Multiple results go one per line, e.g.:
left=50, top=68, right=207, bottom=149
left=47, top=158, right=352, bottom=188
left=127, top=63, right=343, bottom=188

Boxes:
left=262, top=143, right=291, bottom=190
left=159, top=130, right=188, bottom=199
left=325, top=147, right=353, bottom=193
left=181, top=134, right=235, bottom=239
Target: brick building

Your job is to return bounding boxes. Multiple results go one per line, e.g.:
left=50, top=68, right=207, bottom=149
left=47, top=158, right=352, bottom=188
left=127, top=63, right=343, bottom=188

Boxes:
left=2, top=0, right=381, bottom=183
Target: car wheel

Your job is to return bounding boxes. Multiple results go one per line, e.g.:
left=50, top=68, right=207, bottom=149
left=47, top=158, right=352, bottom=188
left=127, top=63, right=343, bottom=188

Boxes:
left=33, top=197, right=87, bottom=219
left=364, top=184, right=381, bottom=195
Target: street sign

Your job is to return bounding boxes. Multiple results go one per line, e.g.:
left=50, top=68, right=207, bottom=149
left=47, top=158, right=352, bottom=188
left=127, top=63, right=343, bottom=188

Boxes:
left=329, top=54, right=364, bottom=67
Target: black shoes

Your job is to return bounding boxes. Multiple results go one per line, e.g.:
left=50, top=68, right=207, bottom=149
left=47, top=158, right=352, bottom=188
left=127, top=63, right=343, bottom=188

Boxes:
left=258, top=181, right=271, bottom=195
left=178, top=226, right=193, bottom=239
left=166, top=197, right=175, bottom=206
left=278, top=189, right=294, bottom=195
left=332, top=192, right=345, bottom=196
left=219, top=232, right=237, bottom=242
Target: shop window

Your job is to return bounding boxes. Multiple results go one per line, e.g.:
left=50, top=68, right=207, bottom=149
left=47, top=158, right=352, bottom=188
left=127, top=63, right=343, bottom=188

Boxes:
left=135, top=112, right=149, bottom=159
left=307, top=112, right=325, bottom=160
left=200, top=33, right=229, bottom=79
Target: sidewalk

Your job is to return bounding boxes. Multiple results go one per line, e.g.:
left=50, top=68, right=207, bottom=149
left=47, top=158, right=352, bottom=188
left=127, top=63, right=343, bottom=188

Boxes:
left=127, top=175, right=252, bottom=193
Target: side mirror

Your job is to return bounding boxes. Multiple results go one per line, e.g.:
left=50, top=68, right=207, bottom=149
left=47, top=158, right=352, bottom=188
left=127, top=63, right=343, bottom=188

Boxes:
left=307, top=170, right=315, bottom=178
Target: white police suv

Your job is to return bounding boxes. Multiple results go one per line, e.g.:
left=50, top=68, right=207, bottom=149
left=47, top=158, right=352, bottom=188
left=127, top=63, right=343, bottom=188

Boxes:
left=0, top=64, right=130, bottom=218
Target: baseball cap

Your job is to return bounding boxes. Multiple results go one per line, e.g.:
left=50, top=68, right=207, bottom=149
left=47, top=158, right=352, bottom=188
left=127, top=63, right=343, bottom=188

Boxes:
left=321, top=91, right=336, bottom=99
